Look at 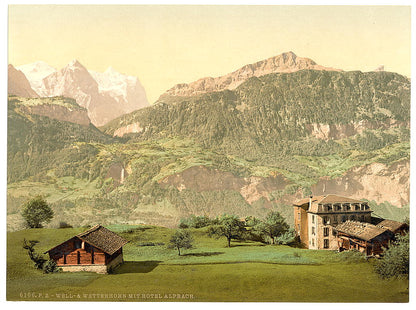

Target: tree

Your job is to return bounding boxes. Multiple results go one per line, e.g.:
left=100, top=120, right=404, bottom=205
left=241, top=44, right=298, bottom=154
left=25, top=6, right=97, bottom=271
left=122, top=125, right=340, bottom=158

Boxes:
left=255, top=211, right=290, bottom=244
left=179, top=215, right=212, bottom=229
left=374, top=233, right=409, bottom=279
left=22, top=239, right=60, bottom=273
left=208, top=214, right=246, bottom=247
left=21, top=196, right=54, bottom=228
left=169, top=229, right=194, bottom=256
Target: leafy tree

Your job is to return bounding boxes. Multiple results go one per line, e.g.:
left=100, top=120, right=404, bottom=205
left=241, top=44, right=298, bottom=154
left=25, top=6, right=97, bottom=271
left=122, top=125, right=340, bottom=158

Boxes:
left=374, top=233, right=409, bottom=279
left=168, top=229, right=194, bottom=256
left=255, top=211, right=290, bottom=244
left=21, top=196, right=54, bottom=228
left=22, top=239, right=60, bottom=273
left=179, top=215, right=212, bottom=229
left=208, top=214, right=246, bottom=247
left=244, top=216, right=264, bottom=242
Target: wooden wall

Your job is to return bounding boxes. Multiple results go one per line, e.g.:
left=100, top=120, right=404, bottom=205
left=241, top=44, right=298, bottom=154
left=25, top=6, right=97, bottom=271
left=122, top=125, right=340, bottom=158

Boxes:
left=48, top=237, right=107, bottom=266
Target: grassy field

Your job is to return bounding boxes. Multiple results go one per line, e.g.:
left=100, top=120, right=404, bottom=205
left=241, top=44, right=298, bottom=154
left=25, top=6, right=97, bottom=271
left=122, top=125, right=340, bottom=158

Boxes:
left=7, top=225, right=409, bottom=302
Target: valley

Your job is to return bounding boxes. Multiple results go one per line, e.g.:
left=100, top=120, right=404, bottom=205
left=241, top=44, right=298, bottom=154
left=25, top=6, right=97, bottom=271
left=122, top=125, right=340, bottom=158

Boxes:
left=7, top=53, right=410, bottom=231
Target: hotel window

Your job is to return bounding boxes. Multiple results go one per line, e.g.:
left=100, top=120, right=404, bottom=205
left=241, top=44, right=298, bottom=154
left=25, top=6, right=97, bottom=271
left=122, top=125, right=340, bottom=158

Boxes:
left=323, top=216, right=329, bottom=225
left=324, top=239, right=329, bottom=249
left=312, top=239, right=315, bottom=247
left=342, top=216, right=347, bottom=223
left=298, top=213, right=301, bottom=220
left=312, top=227, right=316, bottom=235
left=350, top=215, right=356, bottom=221
left=312, top=215, right=315, bottom=224
left=323, top=227, right=329, bottom=237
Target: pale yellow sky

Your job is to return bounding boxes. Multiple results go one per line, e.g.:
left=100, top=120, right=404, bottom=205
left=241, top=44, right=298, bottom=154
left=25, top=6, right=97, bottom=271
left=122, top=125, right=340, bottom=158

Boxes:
left=8, top=5, right=411, bottom=103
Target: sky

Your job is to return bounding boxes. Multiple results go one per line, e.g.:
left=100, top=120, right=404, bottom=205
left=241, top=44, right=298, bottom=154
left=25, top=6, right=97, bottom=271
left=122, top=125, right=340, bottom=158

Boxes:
left=8, top=5, right=411, bottom=103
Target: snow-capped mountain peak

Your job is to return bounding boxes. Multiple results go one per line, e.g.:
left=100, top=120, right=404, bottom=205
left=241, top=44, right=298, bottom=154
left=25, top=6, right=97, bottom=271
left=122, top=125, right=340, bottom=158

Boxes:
left=17, top=61, right=57, bottom=96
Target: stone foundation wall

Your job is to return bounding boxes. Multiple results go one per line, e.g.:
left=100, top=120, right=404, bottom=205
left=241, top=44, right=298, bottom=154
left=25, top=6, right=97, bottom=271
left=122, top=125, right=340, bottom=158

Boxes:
left=59, top=254, right=124, bottom=274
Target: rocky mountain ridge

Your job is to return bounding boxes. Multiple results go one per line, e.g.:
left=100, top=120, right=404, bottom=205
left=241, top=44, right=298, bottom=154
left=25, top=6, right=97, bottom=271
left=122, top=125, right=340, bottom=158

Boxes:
left=161, top=51, right=341, bottom=97
left=8, top=64, right=39, bottom=98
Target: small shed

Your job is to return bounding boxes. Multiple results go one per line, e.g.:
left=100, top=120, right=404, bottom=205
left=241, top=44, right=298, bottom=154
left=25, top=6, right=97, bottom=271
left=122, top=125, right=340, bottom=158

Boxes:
left=45, top=225, right=128, bottom=274
left=335, top=221, right=394, bottom=256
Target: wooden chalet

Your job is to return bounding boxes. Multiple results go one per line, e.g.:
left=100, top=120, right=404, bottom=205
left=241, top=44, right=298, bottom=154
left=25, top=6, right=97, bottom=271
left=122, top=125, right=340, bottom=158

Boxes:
left=45, top=225, right=128, bottom=273
left=335, top=221, right=394, bottom=256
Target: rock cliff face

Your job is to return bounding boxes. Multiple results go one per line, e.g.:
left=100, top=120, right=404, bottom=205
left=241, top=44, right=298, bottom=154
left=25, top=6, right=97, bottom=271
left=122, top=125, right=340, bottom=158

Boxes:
left=159, top=165, right=290, bottom=205
left=12, top=97, right=91, bottom=126
left=113, top=122, right=143, bottom=137
left=8, top=65, right=39, bottom=98
left=306, top=119, right=410, bottom=140
left=311, top=160, right=409, bottom=207
left=161, top=51, right=341, bottom=97
left=159, top=161, right=409, bottom=212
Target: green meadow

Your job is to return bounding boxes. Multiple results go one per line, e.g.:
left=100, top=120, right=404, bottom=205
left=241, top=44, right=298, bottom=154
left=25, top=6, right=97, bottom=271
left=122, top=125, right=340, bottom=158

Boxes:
left=7, top=225, right=408, bottom=302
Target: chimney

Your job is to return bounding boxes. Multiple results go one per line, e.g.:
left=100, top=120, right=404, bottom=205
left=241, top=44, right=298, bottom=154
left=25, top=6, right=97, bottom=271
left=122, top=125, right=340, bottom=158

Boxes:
left=309, top=195, right=313, bottom=210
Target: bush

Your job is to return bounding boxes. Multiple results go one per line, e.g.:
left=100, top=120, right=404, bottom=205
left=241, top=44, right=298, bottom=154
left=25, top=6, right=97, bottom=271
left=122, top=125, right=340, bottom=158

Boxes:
left=59, top=221, right=73, bottom=228
left=275, top=230, right=296, bottom=245
left=374, top=233, right=409, bottom=279
left=42, top=260, right=61, bottom=274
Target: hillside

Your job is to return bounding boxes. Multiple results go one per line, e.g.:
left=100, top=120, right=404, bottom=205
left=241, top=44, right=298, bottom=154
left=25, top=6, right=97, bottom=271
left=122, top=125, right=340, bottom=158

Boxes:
left=7, top=70, right=410, bottom=231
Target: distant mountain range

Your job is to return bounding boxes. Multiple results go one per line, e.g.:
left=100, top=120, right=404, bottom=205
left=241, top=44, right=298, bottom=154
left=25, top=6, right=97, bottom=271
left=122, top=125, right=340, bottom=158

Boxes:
left=9, top=60, right=150, bottom=126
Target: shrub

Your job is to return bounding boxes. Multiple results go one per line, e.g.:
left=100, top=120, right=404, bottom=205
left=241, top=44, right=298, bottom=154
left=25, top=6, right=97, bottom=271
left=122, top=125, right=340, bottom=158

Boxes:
left=59, top=221, right=73, bottom=228
left=42, top=260, right=61, bottom=274
left=374, top=233, right=409, bottom=279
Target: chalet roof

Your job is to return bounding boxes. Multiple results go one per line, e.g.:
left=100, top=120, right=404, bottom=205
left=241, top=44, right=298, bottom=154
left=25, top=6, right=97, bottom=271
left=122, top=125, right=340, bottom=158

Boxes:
left=335, top=221, right=391, bottom=241
left=76, top=225, right=129, bottom=255
left=376, top=219, right=407, bottom=232
left=45, top=225, right=128, bottom=255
